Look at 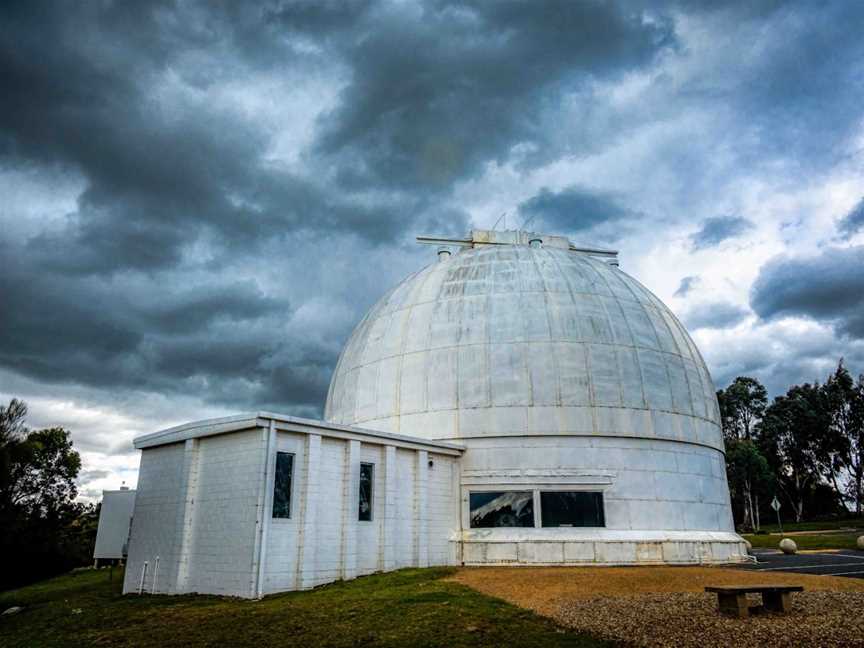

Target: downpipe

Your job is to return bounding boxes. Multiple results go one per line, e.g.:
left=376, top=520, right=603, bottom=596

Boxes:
left=138, top=561, right=148, bottom=595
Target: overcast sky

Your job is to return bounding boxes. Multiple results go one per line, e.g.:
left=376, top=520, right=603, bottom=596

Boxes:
left=2, top=1, right=863, bottom=500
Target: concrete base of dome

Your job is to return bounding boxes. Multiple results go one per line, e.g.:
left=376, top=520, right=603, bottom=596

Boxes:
left=457, top=530, right=748, bottom=565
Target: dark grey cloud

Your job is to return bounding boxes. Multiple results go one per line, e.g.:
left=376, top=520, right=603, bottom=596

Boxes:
left=690, top=216, right=754, bottom=250
left=517, top=186, right=636, bottom=234
left=302, top=1, right=675, bottom=189
left=78, top=470, right=110, bottom=484
left=0, top=239, right=336, bottom=415
left=0, top=1, right=440, bottom=282
left=1, top=0, right=864, bottom=445
left=750, top=246, right=864, bottom=338
left=674, top=276, right=699, bottom=298
left=838, top=197, right=864, bottom=239
left=682, top=301, right=749, bottom=330
left=675, top=2, right=864, bottom=169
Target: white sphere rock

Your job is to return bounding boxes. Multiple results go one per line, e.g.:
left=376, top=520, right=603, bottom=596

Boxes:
left=779, top=538, right=797, bottom=554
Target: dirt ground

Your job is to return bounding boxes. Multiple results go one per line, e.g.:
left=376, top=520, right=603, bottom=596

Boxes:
left=450, top=566, right=864, bottom=647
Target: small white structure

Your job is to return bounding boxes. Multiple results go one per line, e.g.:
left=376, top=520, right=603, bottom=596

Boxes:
left=93, top=487, right=136, bottom=563
left=123, top=230, right=746, bottom=598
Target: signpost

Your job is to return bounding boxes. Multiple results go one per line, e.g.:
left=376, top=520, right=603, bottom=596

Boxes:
left=770, top=496, right=783, bottom=536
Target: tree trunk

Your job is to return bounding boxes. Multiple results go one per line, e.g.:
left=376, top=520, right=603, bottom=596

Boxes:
left=787, top=474, right=805, bottom=523
left=855, top=448, right=864, bottom=515
left=828, top=471, right=848, bottom=513
left=856, top=466, right=862, bottom=516
left=742, top=478, right=753, bottom=531
left=755, top=493, right=761, bottom=531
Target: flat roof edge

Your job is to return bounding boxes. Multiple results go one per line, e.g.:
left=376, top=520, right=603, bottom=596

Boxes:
left=134, top=411, right=465, bottom=454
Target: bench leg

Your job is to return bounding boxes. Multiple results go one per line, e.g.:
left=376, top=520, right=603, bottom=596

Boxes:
left=762, top=592, right=792, bottom=613
left=717, top=592, right=749, bottom=618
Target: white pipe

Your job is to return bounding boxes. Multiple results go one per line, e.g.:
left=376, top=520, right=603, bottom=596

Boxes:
left=150, top=556, right=159, bottom=594
left=138, top=561, right=148, bottom=595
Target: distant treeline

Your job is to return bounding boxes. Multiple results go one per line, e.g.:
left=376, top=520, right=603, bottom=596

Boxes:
left=718, top=361, right=864, bottom=531
left=0, top=399, right=97, bottom=591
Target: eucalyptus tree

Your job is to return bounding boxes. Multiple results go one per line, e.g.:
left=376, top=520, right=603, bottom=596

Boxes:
left=717, top=377, right=769, bottom=529
left=759, top=383, right=830, bottom=522
left=845, top=373, right=864, bottom=514
left=0, top=399, right=84, bottom=589
left=822, top=361, right=855, bottom=512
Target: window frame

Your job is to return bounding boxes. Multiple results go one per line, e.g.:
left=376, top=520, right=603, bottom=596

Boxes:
left=468, top=490, right=536, bottom=529
left=271, top=451, right=295, bottom=520
left=538, top=490, right=606, bottom=528
left=463, top=483, right=610, bottom=530
left=358, top=461, right=374, bottom=522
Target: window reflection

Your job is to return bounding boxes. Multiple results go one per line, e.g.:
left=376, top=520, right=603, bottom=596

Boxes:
left=359, top=462, right=374, bottom=521
left=272, top=452, right=294, bottom=519
left=469, top=491, right=534, bottom=528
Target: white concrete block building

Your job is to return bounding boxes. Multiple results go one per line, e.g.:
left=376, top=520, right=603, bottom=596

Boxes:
left=124, top=230, right=746, bottom=598
left=93, top=487, right=136, bottom=563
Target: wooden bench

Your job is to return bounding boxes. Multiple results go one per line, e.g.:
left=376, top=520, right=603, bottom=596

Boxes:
left=705, top=585, right=804, bottom=617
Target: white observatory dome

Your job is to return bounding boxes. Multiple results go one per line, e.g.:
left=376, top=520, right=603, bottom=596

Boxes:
left=330, top=230, right=741, bottom=562
left=325, top=236, right=722, bottom=452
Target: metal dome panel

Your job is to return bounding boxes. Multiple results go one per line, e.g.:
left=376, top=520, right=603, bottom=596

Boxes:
left=325, top=243, right=722, bottom=451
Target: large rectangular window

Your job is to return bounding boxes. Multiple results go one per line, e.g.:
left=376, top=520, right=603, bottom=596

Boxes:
left=540, top=491, right=605, bottom=527
left=469, top=491, right=534, bottom=528
left=359, top=462, right=374, bottom=521
left=272, top=452, right=294, bottom=519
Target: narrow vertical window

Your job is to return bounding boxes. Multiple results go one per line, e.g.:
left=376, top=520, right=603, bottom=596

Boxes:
left=272, top=452, right=294, bottom=519
left=359, top=462, right=374, bottom=521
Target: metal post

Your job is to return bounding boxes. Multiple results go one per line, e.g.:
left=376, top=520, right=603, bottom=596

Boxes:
left=770, top=496, right=783, bottom=537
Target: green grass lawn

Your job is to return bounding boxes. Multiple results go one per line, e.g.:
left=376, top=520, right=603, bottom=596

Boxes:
left=744, top=532, right=862, bottom=551
left=0, top=567, right=609, bottom=648
left=757, top=516, right=864, bottom=533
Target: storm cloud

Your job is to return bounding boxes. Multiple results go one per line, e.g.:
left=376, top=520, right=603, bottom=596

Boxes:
left=690, top=216, right=755, bottom=251
left=682, top=301, right=749, bottom=331
left=2, top=0, right=863, bottom=494
left=517, top=186, right=635, bottom=234
left=750, top=246, right=864, bottom=338
left=674, top=276, right=700, bottom=298
left=837, top=198, right=864, bottom=239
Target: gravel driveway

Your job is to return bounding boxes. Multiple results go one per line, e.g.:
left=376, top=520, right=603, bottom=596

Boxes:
left=451, top=566, right=864, bottom=647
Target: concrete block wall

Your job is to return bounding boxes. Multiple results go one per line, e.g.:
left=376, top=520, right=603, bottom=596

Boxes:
left=262, top=431, right=306, bottom=593
left=185, top=430, right=264, bottom=596
left=427, top=454, right=459, bottom=565
left=124, top=430, right=266, bottom=597
left=393, top=449, right=417, bottom=569
left=127, top=422, right=462, bottom=598
left=123, top=443, right=186, bottom=595
left=261, top=436, right=459, bottom=594
left=357, top=444, right=383, bottom=576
